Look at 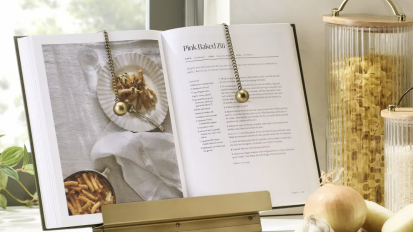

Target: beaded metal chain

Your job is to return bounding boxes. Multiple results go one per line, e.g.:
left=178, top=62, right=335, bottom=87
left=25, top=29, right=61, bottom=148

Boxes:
left=222, top=23, right=249, bottom=103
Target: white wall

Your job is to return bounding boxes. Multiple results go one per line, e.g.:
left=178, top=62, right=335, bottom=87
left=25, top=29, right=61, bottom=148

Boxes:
left=204, top=0, right=230, bottom=25
left=205, top=0, right=413, bottom=171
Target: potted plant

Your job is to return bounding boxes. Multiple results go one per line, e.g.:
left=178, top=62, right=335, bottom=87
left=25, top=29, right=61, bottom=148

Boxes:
left=0, top=134, right=38, bottom=209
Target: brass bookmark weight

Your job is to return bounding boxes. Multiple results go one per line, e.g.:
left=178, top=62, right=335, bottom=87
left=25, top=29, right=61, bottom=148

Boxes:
left=102, top=30, right=128, bottom=116
left=102, top=30, right=164, bottom=131
left=222, top=23, right=250, bottom=103
left=236, top=89, right=249, bottom=103
left=113, top=102, right=128, bottom=116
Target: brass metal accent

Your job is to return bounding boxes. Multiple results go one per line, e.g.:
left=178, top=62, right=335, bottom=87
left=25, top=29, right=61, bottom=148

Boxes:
left=102, top=30, right=119, bottom=104
left=113, top=102, right=128, bottom=116
left=93, top=225, right=104, bottom=232
left=331, top=0, right=349, bottom=17
left=385, top=0, right=404, bottom=21
left=387, top=87, right=413, bottom=112
left=388, top=105, right=397, bottom=112
left=332, top=0, right=406, bottom=21
left=236, top=89, right=249, bottom=103
left=93, top=191, right=272, bottom=232
left=382, top=88, right=413, bottom=118
left=222, top=23, right=250, bottom=103
left=94, top=214, right=262, bottom=232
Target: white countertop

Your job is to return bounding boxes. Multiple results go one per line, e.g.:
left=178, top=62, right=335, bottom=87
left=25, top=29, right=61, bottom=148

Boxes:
left=0, top=206, right=303, bottom=232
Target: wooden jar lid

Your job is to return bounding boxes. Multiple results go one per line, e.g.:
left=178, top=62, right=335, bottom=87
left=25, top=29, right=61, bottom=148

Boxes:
left=381, top=108, right=413, bottom=120
left=323, top=14, right=413, bottom=27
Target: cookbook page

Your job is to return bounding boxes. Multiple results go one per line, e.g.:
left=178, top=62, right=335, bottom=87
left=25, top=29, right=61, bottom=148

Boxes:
left=19, top=30, right=183, bottom=229
left=161, top=24, right=320, bottom=207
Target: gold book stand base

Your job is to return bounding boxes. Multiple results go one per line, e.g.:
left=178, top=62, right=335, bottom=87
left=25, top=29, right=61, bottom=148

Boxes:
left=93, top=191, right=272, bottom=232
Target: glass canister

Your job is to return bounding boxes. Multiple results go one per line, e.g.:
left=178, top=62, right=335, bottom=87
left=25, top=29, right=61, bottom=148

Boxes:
left=382, top=96, right=413, bottom=212
left=325, top=0, right=413, bottom=205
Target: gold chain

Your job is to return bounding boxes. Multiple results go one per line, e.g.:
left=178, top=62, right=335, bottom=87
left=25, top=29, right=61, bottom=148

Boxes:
left=222, top=23, right=242, bottom=90
left=222, top=23, right=249, bottom=103
left=103, top=30, right=119, bottom=103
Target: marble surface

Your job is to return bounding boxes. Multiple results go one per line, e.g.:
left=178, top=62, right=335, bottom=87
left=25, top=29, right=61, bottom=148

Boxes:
left=0, top=207, right=89, bottom=232
left=261, top=216, right=303, bottom=232
left=0, top=206, right=303, bottom=232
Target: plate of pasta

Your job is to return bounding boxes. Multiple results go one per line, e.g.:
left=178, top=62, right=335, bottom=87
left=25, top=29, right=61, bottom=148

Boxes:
left=97, top=52, right=168, bottom=132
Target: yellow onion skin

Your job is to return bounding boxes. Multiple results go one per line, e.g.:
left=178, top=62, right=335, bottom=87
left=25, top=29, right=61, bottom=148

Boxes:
left=303, top=184, right=367, bottom=232
left=382, top=204, right=413, bottom=232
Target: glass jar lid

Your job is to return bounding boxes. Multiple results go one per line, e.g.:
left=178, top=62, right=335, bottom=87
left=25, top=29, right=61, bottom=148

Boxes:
left=382, top=88, right=413, bottom=120
left=381, top=109, right=413, bottom=120
left=323, top=14, right=413, bottom=27
left=323, top=0, right=413, bottom=27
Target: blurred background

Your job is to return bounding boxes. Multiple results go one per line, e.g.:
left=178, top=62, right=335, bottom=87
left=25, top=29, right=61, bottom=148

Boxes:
left=0, top=0, right=146, bottom=152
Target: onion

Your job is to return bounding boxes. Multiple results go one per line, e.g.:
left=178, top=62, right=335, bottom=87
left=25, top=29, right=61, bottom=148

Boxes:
left=362, top=200, right=394, bottom=232
left=382, top=204, right=413, bottom=232
left=303, top=183, right=367, bottom=232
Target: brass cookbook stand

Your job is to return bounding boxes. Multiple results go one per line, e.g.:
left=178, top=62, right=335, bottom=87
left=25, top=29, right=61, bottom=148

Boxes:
left=93, top=191, right=272, bottom=232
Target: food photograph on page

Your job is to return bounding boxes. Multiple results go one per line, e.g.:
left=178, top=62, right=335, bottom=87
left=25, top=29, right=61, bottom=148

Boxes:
left=41, top=40, right=182, bottom=216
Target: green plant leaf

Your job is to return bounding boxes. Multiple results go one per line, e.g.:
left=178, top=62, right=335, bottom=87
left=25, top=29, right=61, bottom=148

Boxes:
left=33, top=192, right=38, bottom=200
left=0, top=193, right=6, bottom=209
left=0, top=135, right=4, bottom=139
left=0, top=165, right=19, bottom=181
left=24, top=164, right=35, bottom=178
left=0, top=147, right=24, bottom=167
left=23, top=145, right=29, bottom=166
left=25, top=200, right=33, bottom=208
left=0, top=172, right=8, bottom=190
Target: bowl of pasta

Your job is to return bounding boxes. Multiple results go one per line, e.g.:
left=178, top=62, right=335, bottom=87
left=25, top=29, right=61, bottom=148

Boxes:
left=63, top=170, right=115, bottom=216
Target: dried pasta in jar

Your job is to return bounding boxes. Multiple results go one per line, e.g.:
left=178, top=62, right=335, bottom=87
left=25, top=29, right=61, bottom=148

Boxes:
left=328, top=53, right=408, bottom=206
left=324, top=9, right=413, bottom=207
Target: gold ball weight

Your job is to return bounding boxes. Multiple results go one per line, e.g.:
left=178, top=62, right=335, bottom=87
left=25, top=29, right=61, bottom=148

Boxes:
left=113, top=102, right=128, bottom=116
left=235, top=89, right=249, bottom=103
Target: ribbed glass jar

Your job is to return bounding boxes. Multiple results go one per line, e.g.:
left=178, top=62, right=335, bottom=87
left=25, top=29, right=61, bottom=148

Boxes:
left=382, top=111, right=413, bottom=212
left=325, top=17, right=413, bottom=205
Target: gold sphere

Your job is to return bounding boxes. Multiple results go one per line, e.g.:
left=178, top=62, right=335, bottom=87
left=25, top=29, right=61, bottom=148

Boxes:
left=113, top=102, right=128, bottom=116
left=235, top=89, right=249, bottom=103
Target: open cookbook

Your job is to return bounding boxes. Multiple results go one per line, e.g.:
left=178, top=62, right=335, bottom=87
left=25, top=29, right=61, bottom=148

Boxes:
left=15, top=24, right=320, bottom=230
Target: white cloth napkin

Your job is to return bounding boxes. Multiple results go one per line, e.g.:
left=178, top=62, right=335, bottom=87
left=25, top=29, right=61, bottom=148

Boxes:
left=90, top=122, right=182, bottom=201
